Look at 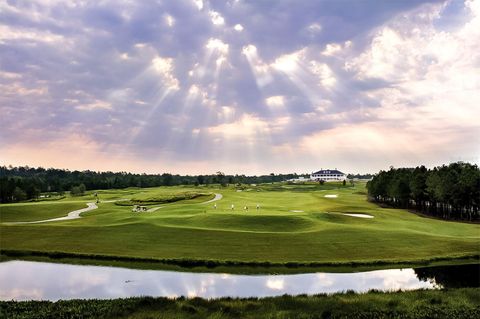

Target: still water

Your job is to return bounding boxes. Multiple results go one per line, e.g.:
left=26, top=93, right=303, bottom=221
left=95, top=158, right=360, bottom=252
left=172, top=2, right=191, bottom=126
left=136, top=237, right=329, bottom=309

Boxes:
left=3, top=260, right=469, bottom=301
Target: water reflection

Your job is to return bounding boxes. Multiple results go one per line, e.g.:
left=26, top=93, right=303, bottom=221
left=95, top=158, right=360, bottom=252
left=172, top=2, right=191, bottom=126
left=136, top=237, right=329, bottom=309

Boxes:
left=0, top=260, right=439, bottom=301
left=414, top=264, right=480, bottom=288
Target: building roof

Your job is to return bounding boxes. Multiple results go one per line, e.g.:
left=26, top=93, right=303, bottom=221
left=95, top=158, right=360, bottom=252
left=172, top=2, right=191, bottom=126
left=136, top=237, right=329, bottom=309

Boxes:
left=312, top=169, right=345, bottom=175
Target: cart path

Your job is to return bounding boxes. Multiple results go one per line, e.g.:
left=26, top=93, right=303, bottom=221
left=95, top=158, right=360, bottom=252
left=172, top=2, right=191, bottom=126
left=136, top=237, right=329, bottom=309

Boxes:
left=201, top=193, right=223, bottom=204
left=5, top=195, right=221, bottom=224
left=4, top=202, right=98, bottom=225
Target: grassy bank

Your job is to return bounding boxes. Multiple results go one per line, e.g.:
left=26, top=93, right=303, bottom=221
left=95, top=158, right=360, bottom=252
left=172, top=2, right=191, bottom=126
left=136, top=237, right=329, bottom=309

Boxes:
left=1, top=249, right=479, bottom=274
left=1, top=288, right=479, bottom=319
left=1, top=183, right=479, bottom=270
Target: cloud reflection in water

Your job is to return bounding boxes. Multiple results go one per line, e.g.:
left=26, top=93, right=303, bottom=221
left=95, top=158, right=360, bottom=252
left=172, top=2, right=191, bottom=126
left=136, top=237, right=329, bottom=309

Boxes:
left=0, top=261, right=435, bottom=301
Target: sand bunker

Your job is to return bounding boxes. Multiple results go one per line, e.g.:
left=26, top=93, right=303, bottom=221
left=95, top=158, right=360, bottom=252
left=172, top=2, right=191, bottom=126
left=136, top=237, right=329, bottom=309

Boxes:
left=343, top=213, right=374, bottom=219
left=290, top=210, right=304, bottom=213
left=324, top=194, right=338, bottom=198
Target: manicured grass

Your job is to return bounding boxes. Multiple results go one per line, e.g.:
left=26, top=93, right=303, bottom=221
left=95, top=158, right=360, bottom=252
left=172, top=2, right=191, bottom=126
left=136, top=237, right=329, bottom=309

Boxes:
left=0, top=202, right=87, bottom=223
left=0, top=182, right=479, bottom=271
left=2, top=288, right=479, bottom=319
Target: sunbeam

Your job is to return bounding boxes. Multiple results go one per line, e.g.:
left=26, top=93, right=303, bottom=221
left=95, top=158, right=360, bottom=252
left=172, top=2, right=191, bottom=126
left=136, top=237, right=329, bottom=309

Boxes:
left=160, top=37, right=232, bottom=163
left=242, top=44, right=273, bottom=88
left=271, top=50, right=327, bottom=108
left=3, top=0, right=479, bottom=174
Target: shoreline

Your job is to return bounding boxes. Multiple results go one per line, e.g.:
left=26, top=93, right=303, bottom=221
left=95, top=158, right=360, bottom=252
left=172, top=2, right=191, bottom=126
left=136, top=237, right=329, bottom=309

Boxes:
left=1, top=249, right=478, bottom=275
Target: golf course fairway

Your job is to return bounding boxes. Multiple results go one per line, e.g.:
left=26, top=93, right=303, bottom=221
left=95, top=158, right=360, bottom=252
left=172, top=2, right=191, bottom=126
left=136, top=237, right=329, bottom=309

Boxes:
left=1, top=182, right=478, bottom=271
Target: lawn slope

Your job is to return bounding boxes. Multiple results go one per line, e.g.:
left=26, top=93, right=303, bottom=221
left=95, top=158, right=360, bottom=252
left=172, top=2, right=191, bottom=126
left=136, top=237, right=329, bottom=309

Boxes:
left=1, top=183, right=478, bottom=270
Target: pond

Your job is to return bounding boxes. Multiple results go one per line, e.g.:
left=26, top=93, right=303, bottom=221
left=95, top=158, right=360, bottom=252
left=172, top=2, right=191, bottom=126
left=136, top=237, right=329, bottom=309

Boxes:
left=0, top=261, right=477, bottom=301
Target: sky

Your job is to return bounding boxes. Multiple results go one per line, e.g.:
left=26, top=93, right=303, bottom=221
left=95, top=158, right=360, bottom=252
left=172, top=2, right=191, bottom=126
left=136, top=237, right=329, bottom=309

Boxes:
left=0, top=0, right=479, bottom=175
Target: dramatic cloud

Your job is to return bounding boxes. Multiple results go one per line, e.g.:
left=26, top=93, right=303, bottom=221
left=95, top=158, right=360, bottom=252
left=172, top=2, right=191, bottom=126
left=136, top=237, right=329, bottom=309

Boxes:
left=0, top=0, right=479, bottom=174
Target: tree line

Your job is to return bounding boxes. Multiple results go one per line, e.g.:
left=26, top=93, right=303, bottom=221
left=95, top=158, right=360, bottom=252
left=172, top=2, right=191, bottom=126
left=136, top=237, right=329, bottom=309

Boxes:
left=0, top=166, right=308, bottom=203
left=367, top=162, right=480, bottom=221
left=347, top=173, right=374, bottom=180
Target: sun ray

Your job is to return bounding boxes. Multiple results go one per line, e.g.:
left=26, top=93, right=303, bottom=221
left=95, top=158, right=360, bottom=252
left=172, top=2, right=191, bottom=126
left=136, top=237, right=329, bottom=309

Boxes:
left=271, top=53, right=324, bottom=107
left=159, top=38, right=231, bottom=161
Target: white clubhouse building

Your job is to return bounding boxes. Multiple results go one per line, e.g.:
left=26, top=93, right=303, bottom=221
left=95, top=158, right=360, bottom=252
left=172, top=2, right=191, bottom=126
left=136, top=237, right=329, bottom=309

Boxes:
left=310, top=169, right=347, bottom=182
left=286, top=169, right=348, bottom=183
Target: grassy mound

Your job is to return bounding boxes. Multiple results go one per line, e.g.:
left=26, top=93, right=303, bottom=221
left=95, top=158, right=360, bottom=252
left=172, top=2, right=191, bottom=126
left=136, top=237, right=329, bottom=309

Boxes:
left=159, top=214, right=317, bottom=232
left=115, top=191, right=214, bottom=206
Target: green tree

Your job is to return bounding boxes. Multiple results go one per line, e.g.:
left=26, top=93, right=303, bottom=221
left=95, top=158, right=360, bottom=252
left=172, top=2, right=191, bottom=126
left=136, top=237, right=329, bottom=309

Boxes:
left=162, top=173, right=173, bottom=186
left=70, top=186, right=83, bottom=196
left=216, top=171, right=226, bottom=187
left=13, top=187, right=27, bottom=201
left=26, top=184, right=40, bottom=200
left=410, top=165, right=427, bottom=211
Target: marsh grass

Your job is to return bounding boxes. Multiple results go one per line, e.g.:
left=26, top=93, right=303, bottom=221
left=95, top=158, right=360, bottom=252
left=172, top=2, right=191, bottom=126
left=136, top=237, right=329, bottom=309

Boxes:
left=1, top=288, right=479, bottom=319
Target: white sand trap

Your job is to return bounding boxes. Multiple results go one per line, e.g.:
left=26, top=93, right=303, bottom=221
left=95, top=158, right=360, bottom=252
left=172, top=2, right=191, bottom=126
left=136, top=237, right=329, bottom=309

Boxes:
left=343, top=213, right=374, bottom=219
left=290, top=210, right=304, bottom=213
left=147, top=206, right=163, bottom=212
left=324, top=194, right=338, bottom=198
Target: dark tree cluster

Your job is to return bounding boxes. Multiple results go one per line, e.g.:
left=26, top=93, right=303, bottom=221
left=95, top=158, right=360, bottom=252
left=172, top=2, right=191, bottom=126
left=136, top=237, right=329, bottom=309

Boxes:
left=367, top=162, right=480, bottom=221
left=0, top=166, right=306, bottom=203
left=415, top=264, right=480, bottom=289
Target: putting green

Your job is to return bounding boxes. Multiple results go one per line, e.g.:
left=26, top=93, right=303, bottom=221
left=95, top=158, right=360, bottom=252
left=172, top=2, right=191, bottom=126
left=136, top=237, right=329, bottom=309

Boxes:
left=0, top=182, right=478, bottom=267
